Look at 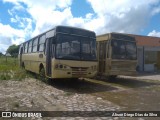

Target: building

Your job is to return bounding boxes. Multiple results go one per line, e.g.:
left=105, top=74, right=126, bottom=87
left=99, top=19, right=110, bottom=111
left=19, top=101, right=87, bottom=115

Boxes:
left=129, top=34, right=160, bottom=72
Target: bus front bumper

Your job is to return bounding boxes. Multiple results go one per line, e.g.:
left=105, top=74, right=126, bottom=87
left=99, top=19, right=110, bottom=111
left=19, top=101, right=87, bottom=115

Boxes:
left=52, top=70, right=97, bottom=79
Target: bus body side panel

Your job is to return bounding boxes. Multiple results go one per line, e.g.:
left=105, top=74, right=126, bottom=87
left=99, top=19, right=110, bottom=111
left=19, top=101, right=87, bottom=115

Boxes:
left=110, top=60, right=137, bottom=76
left=22, top=52, right=46, bottom=74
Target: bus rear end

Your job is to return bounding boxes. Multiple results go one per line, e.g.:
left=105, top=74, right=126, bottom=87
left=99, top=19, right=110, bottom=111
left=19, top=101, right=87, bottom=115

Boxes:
left=110, top=33, right=137, bottom=76
left=97, top=33, right=137, bottom=78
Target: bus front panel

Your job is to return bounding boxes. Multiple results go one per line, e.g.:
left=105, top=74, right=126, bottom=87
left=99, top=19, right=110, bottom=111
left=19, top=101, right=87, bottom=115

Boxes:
left=51, top=59, right=97, bottom=78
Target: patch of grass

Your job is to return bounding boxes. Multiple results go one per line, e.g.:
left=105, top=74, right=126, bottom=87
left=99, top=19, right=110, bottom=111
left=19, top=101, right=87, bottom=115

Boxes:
left=0, top=72, right=11, bottom=80
left=0, top=56, right=29, bottom=80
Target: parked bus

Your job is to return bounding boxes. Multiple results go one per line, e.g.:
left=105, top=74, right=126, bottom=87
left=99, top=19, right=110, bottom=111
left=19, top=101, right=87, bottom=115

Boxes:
left=96, top=33, right=137, bottom=78
left=18, top=26, right=97, bottom=81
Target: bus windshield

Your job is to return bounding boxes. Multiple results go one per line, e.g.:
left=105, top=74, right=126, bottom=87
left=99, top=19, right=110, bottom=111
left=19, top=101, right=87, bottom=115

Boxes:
left=112, top=40, right=137, bottom=60
left=56, top=34, right=96, bottom=61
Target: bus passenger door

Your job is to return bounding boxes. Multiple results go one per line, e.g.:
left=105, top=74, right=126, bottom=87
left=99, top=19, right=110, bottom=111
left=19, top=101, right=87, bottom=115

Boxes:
left=46, top=38, right=52, bottom=77
left=98, top=41, right=106, bottom=74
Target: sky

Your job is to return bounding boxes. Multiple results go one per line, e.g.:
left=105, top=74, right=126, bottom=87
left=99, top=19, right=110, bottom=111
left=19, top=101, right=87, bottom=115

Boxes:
left=0, top=0, right=160, bottom=53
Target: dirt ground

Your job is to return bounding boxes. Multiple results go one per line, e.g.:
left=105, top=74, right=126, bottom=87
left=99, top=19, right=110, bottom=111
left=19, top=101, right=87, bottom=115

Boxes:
left=0, top=74, right=160, bottom=120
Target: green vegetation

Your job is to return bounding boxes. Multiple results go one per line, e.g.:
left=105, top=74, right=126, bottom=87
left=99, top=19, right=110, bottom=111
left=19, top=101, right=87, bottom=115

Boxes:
left=0, top=52, right=3, bottom=56
left=0, top=56, right=29, bottom=80
left=6, top=44, right=19, bottom=57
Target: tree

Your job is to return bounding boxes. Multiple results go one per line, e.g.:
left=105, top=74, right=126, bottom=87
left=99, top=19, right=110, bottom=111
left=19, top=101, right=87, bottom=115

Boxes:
left=6, top=44, right=19, bottom=57
left=0, top=52, right=3, bottom=57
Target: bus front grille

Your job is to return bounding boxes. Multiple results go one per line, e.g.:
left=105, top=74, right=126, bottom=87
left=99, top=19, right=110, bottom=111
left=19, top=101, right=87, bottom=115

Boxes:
left=71, top=67, right=88, bottom=76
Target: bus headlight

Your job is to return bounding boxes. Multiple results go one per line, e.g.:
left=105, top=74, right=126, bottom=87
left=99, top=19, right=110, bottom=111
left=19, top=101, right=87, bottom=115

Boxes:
left=55, top=64, right=71, bottom=70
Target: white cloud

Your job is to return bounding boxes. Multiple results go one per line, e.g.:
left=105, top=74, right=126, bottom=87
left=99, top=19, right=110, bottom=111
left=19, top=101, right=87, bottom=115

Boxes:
left=29, top=7, right=73, bottom=36
left=11, top=18, right=17, bottom=23
left=86, top=0, right=160, bottom=34
left=0, top=23, right=24, bottom=38
left=1, top=0, right=160, bottom=54
left=151, top=6, right=160, bottom=15
left=3, top=0, right=72, bottom=9
left=0, top=43, right=9, bottom=54
left=4, top=0, right=160, bottom=36
left=0, top=27, right=12, bottom=53
left=3, top=0, right=73, bottom=36
left=1, top=0, right=73, bottom=53
left=0, top=23, right=26, bottom=53
left=86, top=13, right=93, bottom=20
left=148, top=30, right=160, bottom=37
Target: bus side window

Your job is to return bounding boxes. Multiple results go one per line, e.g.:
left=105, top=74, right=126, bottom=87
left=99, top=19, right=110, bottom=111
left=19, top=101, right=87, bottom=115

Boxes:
left=25, top=42, right=28, bottom=53
left=28, top=41, right=33, bottom=53
left=38, top=35, right=46, bottom=52
left=107, top=40, right=110, bottom=58
left=96, top=42, right=98, bottom=58
left=52, top=44, right=55, bottom=58
left=23, top=44, right=25, bottom=53
left=106, top=41, right=109, bottom=58
left=44, top=37, right=55, bottom=57
left=19, top=44, right=23, bottom=54
left=52, top=37, right=56, bottom=57
left=103, top=41, right=106, bottom=59
left=32, top=38, right=38, bottom=52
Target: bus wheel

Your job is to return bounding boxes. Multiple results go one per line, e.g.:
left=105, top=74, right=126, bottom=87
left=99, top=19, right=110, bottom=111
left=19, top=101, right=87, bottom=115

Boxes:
left=21, top=62, right=25, bottom=69
left=39, top=67, right=47, bottom=82
left=108, top=75, right=117, bottom=80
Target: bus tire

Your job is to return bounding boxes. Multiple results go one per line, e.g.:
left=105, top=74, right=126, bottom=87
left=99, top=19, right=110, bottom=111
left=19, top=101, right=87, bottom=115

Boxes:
left=109, top=75, right=117, bottom=80
left=21, top=62, right=25, bottom=69
left=39, top=67, right=47, bottom=82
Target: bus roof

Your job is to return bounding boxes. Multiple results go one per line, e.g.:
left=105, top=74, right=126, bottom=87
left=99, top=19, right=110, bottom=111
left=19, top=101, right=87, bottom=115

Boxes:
left=56, top=26, right=95, bottom=37
left=21, top=25, right=95, bottom=45
left=96, top=32, right=135, bottom=42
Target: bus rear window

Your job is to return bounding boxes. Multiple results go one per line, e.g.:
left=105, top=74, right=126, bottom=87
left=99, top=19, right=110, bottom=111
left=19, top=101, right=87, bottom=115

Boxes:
left=112, top=40, right=136, bottom=60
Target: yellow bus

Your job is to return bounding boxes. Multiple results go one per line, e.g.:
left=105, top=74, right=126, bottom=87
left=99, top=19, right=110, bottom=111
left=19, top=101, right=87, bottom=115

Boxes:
left=96, top=33, right=137, bottom=78
left=18, top=26, right=97, bottom=81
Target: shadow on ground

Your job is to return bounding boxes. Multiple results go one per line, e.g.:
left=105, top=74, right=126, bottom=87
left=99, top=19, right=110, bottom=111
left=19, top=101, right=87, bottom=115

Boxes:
left=95, top=76, right=160, bottom=88
left=136, top=72, right=160, bottom=77
left=48, top=79, right=118, bottom=94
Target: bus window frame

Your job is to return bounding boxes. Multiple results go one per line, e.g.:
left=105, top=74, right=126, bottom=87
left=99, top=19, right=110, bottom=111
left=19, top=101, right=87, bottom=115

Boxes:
left=111, top=39, right=137, bottom=60
left=24, top=42, right=29, bottom=53
left=54, top=33, right=96, bottom=61
left=32, top=37, right=39, bottom=53
left=51, top=37, right=56, bottom=58
left=125, top=41, right=137, bottom=60
left=44, top=37, right=56, bottom=57
left=106, top=40, right=109, bottom=58
left=19, top=44, right=24, bottom=54
left=28, top=40, right=33, bottom=53
left=108, top=40, right=112, bottom=59
left=38, top=34, right=46, bottom=52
